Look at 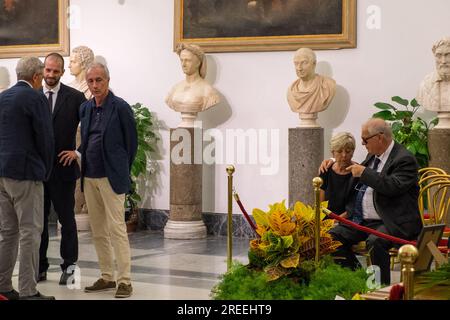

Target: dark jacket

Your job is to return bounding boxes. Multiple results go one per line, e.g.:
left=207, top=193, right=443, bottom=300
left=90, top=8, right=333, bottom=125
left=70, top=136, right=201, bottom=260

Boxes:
left=347, top=142, right=423, bottom=240
left=42, top=83, right=86, bottom=181
left=79, top=91, right=137, bottom=194
left=0, top=81, right=54, bottom=181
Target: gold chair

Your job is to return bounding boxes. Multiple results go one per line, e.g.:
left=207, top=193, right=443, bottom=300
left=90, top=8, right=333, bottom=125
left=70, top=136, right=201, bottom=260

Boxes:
left=418, top=180, right=450, bottom=260
left=390, top=168, right=449, bottom=270
left=418, top=173, right=450, bottom=225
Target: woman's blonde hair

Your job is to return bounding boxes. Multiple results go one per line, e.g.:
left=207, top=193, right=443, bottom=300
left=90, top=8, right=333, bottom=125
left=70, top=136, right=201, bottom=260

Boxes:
left=330, top=132, right=355, bottom=152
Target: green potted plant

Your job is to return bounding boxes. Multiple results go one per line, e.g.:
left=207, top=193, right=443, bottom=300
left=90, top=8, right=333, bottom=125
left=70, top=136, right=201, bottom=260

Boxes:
left=125, top=103, right=158, bottom=232
left=372, top=96, right=438, bottom=168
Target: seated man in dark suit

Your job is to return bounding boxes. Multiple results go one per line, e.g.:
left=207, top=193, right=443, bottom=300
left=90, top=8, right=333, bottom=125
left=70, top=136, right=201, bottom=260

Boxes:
left=322, top=118, right=422, bottom=285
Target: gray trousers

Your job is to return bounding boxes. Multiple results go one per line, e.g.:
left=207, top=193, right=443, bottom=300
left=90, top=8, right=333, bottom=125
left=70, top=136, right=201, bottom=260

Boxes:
left=0, top=178, right=43, bottom=297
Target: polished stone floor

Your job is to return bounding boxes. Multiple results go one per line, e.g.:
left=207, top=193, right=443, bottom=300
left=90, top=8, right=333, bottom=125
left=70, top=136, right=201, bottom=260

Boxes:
left=11, top=226, right=400, bottom=300
left=12, top=227, right=250, bottom=300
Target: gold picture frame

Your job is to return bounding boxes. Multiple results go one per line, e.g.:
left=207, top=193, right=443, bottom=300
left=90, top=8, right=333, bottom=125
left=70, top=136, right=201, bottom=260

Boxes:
left=174, top=0, right=356, bottom=53
left=0, top=0, right=70, bottom=58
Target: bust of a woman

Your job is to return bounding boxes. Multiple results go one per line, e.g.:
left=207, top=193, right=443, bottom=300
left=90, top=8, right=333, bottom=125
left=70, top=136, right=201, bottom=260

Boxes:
left=68, top=45, right=95, bottom=100
left=166, top=44, right=220, bottom=127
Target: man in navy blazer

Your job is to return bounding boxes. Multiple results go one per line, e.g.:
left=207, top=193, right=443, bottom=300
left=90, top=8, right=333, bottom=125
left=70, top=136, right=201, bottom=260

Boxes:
left=0, top=57, right=54, bottom=300
left=38, top=53, right=86, bottom=285
left=79, top=62, right=137, bottom=298
left=329, top=118, right=422, bottom=285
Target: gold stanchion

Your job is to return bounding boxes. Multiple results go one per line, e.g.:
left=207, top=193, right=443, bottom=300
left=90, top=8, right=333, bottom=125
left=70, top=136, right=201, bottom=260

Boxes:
left=313, top=177, right=323, bottom=264
left=398, top=244, right=419, bottom=300
left=226, top=165, right=235, bottom=271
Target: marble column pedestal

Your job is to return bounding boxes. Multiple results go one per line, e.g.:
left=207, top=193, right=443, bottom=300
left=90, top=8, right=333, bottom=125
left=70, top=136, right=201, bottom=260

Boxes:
left=165, top=127, right=206, bottom=239
left=289, top=127, right=324, bottom=207
left=428, top=128, right=450, bottom=227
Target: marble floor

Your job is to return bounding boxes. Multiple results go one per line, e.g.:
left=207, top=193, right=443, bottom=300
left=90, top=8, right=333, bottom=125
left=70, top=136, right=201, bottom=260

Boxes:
left=12, top=227, right=250, bottom=300
left=11, top=226, right=401, bottom=300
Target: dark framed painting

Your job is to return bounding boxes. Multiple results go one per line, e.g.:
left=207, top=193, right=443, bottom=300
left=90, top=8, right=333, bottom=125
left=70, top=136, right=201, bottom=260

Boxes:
left=174, top=0, right=356, bottom=52
left=0, top=0, right=69, bottom=58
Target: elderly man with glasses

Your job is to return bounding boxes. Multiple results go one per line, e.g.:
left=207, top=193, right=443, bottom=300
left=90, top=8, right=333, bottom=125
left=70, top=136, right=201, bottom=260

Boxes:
left=320, top=118, right=422, bottom=285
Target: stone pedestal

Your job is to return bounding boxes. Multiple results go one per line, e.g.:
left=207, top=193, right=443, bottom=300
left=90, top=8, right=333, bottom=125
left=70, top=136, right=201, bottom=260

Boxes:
left=289, top=127, right=324, bottom=207
left=165, top=127, right=206, bottom=239
left=428, top=128, right=450, bottom=226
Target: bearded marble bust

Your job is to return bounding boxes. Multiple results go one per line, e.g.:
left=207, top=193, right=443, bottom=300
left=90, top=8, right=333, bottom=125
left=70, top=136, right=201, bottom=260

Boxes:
left=287, top=48, right=336, bottom=127
left=417, top=37, right=450, bottom=129
left=166, top=44, right=220, bottom=126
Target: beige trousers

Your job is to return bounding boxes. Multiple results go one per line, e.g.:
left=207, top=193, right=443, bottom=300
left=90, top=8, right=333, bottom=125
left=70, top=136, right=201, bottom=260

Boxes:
left=84, top=178, right=131, bottom=285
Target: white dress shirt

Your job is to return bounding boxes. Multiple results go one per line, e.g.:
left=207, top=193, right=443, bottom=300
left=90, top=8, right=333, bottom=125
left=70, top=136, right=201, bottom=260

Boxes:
left=43, top=82, right=61, bottom=113
left=362, top=140, right=395, bottom=220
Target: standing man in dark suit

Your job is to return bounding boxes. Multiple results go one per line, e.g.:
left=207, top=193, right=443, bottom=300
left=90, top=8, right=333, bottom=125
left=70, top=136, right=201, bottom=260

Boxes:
left=0, top=57, right=54, bottom=300
left=38, top=53, right=86, bottom=285
left=79, top=62, right=137, bottom=299
left=327, top=118, right=423, bottom=285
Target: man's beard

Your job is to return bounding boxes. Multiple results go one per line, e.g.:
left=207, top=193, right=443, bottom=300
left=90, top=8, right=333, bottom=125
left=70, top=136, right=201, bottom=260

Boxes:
left=438, top=65, right=450, bottom=81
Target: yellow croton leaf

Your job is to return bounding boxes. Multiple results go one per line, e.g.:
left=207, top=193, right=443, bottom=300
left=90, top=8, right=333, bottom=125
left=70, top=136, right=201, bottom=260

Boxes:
left=321, top=219, right=335, bottom=232
left=249, top=239, right=260, bottom=250
left=280, top=254, right=300, bottom=269
left=293, top=201, right=315, bottom=222
left=268, top=200, right=292, bottom=218
left=352, top=293, right=364, bottom=300
left=265, top=266, right=287, bottom=282
left=252, top=208, right=269, bottom=227
left=268, top=209, right=296, bottom=236
left=255, top=225, right=268, bottom=237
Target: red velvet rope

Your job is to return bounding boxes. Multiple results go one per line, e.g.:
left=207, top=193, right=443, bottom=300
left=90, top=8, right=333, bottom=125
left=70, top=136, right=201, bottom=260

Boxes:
left=326, top=211, right=416, bottom=246
left=234, top=196, right=258, bottom=232
left=234, top=196, right=449, bottom=253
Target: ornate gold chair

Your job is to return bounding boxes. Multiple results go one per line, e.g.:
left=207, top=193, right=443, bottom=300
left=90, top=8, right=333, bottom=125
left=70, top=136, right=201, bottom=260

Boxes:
left=418, top=179, right=450, bottom=260
left=390, top=168, right=449, bottom=270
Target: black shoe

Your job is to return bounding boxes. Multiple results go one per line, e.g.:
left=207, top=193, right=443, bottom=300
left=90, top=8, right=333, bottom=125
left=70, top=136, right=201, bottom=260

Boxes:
left=20, top=291, right=55, bottom=300
left=37, top=271, right=47, bottom=282
left=0, top=289, right=19, bottom=300
left=59, top=269, right=75, bottom=285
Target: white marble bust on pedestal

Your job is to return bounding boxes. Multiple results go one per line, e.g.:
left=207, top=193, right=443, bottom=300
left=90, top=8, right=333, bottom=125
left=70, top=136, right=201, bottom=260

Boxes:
left=417, top=37, right=450, bottom=129
left=166, top=44, right=220, bottom=127
left=287, top=48, right=336, bottom=127
left=68, top=45, right=94, bottom=100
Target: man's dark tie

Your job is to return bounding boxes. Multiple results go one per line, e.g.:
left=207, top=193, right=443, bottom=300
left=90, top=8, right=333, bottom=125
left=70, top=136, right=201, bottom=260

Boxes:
left=47, top=91, right=54, bottom=113
left=351, top=157, right=381, bottom=224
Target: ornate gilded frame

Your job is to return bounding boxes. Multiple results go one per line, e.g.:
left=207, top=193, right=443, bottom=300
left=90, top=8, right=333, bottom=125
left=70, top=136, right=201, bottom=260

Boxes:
left=0, top=0, right=69, bottom=58
left=174, top=0, right=356, bottom=52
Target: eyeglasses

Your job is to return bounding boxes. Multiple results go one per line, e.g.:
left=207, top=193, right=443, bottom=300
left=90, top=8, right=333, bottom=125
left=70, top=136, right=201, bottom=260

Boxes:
left=361, top=132, right=382, bottom=144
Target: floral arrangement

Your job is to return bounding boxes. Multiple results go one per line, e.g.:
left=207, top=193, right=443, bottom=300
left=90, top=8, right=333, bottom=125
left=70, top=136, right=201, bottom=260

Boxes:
left=248, top=200, right=341, bottom=281
left=211, top=200, right=370, bottom=300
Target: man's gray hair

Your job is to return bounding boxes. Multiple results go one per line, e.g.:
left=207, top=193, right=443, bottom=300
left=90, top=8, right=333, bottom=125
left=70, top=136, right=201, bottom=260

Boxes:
left=16, top=56, right=44, bottom=81
left=366, top=118, right=393, bottom=140
left=86, top=61, right=110, bottom=80
left=432, top=37, right=450, bottom=54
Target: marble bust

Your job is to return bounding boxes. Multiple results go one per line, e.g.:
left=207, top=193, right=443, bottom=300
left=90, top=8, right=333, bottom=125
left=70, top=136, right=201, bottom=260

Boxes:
left=287, top=48, right=336, bottom=127
left=68, top=45, right=94, bottom=100
left=417, top=37, right=450, bottom=129
left=166, top=43, right=220, bottom=127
